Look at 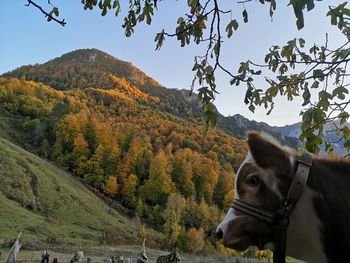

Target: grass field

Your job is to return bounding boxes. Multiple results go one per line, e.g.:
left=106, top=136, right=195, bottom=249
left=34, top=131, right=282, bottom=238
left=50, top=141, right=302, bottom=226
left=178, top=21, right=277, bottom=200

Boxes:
left=0, top=134, right=141, bottom=243
left=0, top=247, right=267, bottom=263
left=0, top=244, right=306, bottom=263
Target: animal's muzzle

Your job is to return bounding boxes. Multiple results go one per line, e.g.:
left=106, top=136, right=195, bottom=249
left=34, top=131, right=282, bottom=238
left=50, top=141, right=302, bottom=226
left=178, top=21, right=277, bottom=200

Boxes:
left=216, top=228, right=224, bottom=240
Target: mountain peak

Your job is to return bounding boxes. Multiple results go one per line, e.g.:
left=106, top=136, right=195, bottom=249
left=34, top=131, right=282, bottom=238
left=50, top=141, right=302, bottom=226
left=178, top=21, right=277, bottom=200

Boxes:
left=4, top=48, right=161, bottom=91
left=53, top=48, right=125, bottom=65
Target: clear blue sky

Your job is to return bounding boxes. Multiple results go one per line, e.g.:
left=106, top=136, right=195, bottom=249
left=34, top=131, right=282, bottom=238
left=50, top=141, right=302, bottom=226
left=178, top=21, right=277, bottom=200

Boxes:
left=0, top=1, right=345, bottom=126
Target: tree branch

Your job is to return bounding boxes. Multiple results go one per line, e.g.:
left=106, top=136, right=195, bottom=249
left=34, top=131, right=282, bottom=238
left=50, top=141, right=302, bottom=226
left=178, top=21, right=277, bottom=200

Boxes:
left=25, top=0, right=66, bottom=27
left=237, top=0, right=254, bottom=3
left=163, top=0, right=212, bottom=38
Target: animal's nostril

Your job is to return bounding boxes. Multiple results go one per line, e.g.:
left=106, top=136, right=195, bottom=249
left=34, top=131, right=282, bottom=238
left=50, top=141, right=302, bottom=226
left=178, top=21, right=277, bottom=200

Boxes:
left=216, top=229, right=224, bottom=240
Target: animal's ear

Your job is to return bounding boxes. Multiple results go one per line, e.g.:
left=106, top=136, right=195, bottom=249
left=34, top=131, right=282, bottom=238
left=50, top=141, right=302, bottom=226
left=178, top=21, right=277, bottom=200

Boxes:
left=247, top=131, right=291, bottom=170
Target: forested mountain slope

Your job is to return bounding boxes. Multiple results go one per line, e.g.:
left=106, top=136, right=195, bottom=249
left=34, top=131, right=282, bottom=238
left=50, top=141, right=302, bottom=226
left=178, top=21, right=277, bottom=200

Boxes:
left=4, top=48, right=298, bottom=147
left=0, top=76, right=246, bottom=252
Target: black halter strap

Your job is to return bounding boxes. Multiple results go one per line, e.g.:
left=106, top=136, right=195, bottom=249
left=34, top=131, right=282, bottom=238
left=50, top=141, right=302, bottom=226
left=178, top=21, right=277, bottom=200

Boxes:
left=231, top=152, right=312, bottom=263
left=232, top=199, right=275, bottom=224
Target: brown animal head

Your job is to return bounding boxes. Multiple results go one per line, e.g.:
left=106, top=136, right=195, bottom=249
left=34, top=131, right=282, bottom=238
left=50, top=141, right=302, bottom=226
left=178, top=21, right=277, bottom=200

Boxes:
left=216, top=131, right=295, bottom=251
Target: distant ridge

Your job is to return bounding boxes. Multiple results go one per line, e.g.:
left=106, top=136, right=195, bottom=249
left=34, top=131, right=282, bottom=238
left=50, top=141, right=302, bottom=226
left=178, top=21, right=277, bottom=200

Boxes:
left=217, top=114, right=300, bottom=148
left=273, top=121, right=350, bottom=154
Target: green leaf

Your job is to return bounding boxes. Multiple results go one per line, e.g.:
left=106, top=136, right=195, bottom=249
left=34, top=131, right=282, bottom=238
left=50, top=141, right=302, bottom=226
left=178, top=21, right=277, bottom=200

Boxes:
left=309, top=45, right=319, bottom=55
left=225, top=20, right=238, bottom=38
left=52, top=7, right=59, bottom=16
left=279, top=63, right=288, bottom=75
left=238, top=62, right=249, bottom=74
left=154, top=31, right=165, bottom=50
left=311, top=80, right=319, bottom=89
left=344, top=139, right=350, bottom=151
left=289, top=0, right=305, bottom=29
left=213, top=42, right=219, bottom=58
left=298, top=38, right=305, bottom=48
left=339, top=112, right=350, bottom=125
left=313, top=69, right=324, bottom=79
left=248, top=104, right=255, bottom=112
left=305, top=134, right=322, bottom=154
left=269, top=0, right=276, bottom=17
left=319, top=90, right=332, bottom=100
left=266, top=103, right=274, bottom=115
left=205, top=65, right=213, bottom=75
left=192, top=63, right=199, bottom=71
left=177, top=17, right=184, bottom=24
left=328, top=11, right=337, bottom=26
left=242, top=9, right=248, bottom=23
left=146, top=13, right=152, bottom=25
left=103, top=0, right=111, bottom=9
left=113, top=0, right=119, bottom=8
left=143, top=4, right=153, bottom=25
left=302, top=87, right=310, bottom=106
left=306, top=0, right=315, bottom=11
left=187, top=0, right=197, bottom=12
left=343, top=126, right=350, bottom=139
left=203, top=102, right=217, bottom=130
left=296, top=16, right=304, bottom=30
left=332, top=86, right=349, bottom=100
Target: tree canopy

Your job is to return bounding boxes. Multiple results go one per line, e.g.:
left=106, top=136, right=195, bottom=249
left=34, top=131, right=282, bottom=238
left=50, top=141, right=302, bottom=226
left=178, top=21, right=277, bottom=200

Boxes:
left=0, top=76, right=247, bottom=251
left=26, top=0, right=350, bottom=154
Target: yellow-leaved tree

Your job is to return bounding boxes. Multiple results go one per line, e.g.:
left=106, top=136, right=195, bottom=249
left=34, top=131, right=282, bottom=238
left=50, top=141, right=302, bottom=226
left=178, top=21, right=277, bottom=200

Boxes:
left=162, top=193, right=186, bottom=246
left=141, top=150, right=175, bottom=206
left=185, top=227, right=205, bottom=254
left=104, top=176, right=118, bottom=198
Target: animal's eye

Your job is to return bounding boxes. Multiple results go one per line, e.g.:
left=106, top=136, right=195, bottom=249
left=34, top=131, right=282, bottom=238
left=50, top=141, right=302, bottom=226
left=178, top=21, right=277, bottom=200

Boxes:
left=247, top=175, right=259, bottom=187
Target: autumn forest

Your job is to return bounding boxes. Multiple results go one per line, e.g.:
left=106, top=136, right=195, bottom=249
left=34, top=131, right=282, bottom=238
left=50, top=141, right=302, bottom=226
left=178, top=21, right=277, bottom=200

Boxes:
left=0, top=49, right=249, bottom=254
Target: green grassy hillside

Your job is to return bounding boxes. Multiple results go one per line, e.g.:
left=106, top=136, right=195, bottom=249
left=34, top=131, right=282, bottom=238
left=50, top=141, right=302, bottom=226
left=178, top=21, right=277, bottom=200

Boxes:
left=0, top=136, right=136, bottom=243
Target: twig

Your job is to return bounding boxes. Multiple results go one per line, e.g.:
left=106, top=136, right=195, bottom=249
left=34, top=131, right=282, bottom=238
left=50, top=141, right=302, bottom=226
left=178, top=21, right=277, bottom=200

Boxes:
left=163, top=0, right=212, bottom=37
left=237, top=0, right=254, bottom=3
left=25, top=0, right=66, bottom=26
